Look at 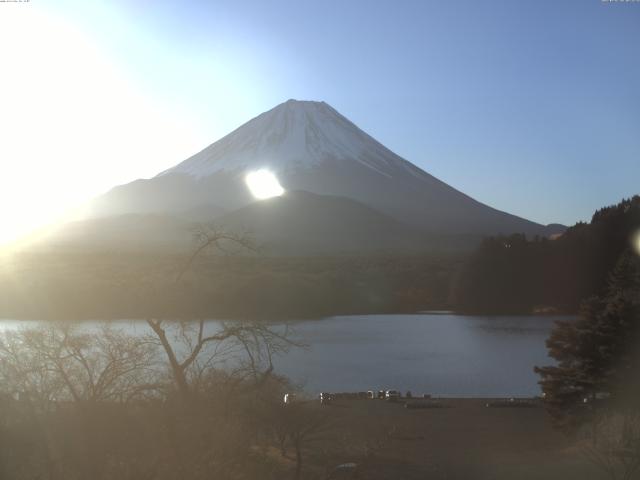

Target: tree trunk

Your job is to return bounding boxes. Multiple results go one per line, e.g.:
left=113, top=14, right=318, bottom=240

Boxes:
left=146, top=320, right=190, bottom=398
left=294, top=437, right=302, bottom=480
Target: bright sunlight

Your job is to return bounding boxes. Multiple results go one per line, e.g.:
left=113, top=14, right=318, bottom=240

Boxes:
left=0, top=5, right=201, bottom=246
left=245, top=169, right=285, bottom=200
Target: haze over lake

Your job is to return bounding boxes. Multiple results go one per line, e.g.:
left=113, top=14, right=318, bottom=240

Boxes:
left=0, top=314, right=565, bottom=397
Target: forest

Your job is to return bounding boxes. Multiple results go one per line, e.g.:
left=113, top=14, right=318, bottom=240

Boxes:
left=0, top=252, right=459, bottom=320
left=452, top=196, right=640, bottom=314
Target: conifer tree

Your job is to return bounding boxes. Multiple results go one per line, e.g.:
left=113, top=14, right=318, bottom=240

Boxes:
left=535, top=250, right=640, bottom=431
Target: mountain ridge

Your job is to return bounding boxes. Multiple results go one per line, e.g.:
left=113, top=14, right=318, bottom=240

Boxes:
left=158, top=99, right=424, bottom=179
left=84, top=99, right=564, bottom=247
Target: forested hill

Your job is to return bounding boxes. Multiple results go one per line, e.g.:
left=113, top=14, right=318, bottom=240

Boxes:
left=452, top=196, right=640, bottom=314
left=0, top=253, right=459, bottom=320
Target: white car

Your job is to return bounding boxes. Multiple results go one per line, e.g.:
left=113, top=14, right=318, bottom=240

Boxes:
left=385, top=390, right=400, bottom=401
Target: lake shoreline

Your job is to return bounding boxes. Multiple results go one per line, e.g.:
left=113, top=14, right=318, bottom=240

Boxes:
left=0, top=314, right=568, bottom=397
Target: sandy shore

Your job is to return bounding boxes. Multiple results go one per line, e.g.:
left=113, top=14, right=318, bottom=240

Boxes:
left=298, top=397, right=601, bottom=480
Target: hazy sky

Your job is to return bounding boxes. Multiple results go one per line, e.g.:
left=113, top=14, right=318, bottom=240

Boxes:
left=1, top=0, right=639, bottom=241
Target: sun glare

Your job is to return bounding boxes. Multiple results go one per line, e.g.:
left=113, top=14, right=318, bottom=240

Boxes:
left=0, top=5, right=202, bottom=247
left=245, top=170, right=285, bottom=200
left=632, top=230, right=640, bottom=257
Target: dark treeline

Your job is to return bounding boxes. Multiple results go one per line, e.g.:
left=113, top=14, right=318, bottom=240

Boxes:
left=0, top=253, right=460, bottom=320
left=452, top=196, right=640, bottom=314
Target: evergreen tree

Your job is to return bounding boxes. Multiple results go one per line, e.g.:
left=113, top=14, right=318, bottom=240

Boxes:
left=535, top=251, right=640, bottom=431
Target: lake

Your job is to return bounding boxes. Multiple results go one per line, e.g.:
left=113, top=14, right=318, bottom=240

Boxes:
left=273, top=314, right=565, bottom=397
left=0, top=313, right=568, bottom=397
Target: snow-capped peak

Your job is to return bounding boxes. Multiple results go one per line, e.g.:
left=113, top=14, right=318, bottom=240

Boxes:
left=159, top=99, right=420, bottom=179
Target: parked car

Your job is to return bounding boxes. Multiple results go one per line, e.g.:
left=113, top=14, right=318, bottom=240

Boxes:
left=385, top=390, right=400, bottom=401
left=283, top=393, right=297, bottom=404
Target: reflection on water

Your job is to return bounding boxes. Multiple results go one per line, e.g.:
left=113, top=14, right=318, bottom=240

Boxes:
left=0, top=314, right=571, bottom=397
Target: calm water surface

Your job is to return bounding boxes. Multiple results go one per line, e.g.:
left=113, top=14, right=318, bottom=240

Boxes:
left=0, top=314, right=569, bottom=397
left=273, top=314, right=566, bottom=397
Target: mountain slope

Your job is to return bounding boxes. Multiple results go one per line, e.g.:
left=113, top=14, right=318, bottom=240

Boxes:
left=41, top=214, right=195, bottom=251
left=87, top=99, right=560, bottom=237
left=216, top=190, right=431, bottom=255
left=43, top=192, right=435, bottom=254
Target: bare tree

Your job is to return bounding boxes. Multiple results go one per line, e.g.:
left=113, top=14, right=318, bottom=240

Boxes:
left=0, top=225, right=305, bottom=480
left=146, top=225, right=299, bottom=399
left=0, top=323, right=164, bottom=480
left=0, top=323, right=159, bottom=405
left=177, top=224, right=257, bottom=284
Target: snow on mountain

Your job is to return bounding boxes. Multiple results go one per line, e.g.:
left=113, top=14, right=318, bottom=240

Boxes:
left=159, top=99, right=422, bottom=180
left=88, top=99, right=559, bottom=238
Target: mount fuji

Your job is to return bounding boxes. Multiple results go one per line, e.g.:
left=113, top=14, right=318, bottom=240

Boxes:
left=77, top=99, right=562, bottom=252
